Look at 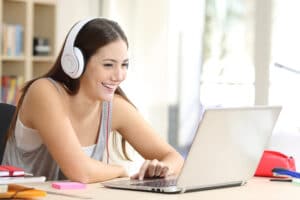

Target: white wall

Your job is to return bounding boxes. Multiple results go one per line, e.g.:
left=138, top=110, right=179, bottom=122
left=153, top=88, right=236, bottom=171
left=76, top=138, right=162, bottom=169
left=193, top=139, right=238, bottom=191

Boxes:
left=101, top=0, right=171, bottom=140
left=169, top=0, right=205, bottom=147
left=55, top=0, right=100, bottom=54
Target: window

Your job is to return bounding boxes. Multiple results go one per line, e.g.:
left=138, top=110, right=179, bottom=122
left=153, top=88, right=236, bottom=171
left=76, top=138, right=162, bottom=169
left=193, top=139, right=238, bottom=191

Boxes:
left=201, top=0, right=255, bottom=107
left=270, top=1, right=300, bottom=135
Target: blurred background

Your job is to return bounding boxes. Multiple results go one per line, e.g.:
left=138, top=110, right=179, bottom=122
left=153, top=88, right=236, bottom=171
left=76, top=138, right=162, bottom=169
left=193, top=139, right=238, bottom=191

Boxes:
left=1, top=0, right=299, bottom=167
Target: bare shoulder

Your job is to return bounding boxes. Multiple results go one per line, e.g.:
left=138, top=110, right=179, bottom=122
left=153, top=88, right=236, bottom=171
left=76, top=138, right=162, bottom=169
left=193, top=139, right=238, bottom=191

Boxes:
left=20, top=78, right=67, bottom=127
left=112, top=94, right=135, bottom=112
left=24, top=78, right=63, bottom=104
left=112, top=94, right=137, bottom=129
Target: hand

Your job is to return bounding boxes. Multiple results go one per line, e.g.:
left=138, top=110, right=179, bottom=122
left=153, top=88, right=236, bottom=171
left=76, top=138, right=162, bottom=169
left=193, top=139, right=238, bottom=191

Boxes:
left=130, top=159, right=173, bottom=180
left=118, top=165, right=129, bottom=178
left=110, top=164, right=128, bottom=178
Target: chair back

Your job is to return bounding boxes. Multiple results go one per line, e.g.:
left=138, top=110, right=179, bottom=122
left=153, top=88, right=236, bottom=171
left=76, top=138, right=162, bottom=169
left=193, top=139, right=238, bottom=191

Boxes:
left=0, top=103, right=16, bottom=163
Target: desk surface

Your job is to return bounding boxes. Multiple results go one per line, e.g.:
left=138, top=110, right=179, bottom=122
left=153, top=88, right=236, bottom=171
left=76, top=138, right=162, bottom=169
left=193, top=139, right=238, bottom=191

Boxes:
left=25, top=177, right=300, bottom=200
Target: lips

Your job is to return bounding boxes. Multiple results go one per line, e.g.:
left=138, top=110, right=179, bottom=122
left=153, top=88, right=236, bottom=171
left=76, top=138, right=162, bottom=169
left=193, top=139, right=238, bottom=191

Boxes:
left=102, top=83, right=116, bottom=90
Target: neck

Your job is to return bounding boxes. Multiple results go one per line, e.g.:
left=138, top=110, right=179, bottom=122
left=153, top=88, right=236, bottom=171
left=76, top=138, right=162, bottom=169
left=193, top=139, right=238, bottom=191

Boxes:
left=68, top=93, right=102, bottom=119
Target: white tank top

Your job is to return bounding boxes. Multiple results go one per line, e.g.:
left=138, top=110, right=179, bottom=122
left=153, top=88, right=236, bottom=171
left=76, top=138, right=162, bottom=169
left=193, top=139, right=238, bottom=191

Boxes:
left=15, top=116, right=96, bottom=157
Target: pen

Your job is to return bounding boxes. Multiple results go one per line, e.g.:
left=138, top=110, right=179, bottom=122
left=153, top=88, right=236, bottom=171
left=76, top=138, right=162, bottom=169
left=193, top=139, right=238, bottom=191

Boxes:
left=272, top=168, right=300, bottom=179
left=274, top=63, right=300, bottom=74
left=270, top=178, right=292, bottom=182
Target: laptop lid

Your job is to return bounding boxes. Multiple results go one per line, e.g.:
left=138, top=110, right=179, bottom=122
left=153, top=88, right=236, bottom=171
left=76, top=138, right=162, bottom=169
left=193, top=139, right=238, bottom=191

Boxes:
left=102, top=106, right=282, bottom=193
left=176, top=106, right=281, bottom=192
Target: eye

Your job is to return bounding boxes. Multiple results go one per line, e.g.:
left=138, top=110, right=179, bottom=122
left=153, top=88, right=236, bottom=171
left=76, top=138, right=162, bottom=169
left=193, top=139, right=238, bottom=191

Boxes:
left=122, top=63, right=129, bottom=69
left=103, top=63, right=113, bottom=67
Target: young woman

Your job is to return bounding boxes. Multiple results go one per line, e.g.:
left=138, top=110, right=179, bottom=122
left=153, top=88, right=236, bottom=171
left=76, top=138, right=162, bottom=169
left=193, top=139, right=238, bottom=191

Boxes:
left=2, top=18, right=184, bottom=183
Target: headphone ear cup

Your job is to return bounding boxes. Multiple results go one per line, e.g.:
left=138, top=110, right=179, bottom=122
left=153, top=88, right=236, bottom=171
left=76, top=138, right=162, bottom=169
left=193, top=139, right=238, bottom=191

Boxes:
left=61, top=18, right=94, bottom=79
left=73, top=47, right=85, bottom=78
left=61, top=52, right=77, bottom=78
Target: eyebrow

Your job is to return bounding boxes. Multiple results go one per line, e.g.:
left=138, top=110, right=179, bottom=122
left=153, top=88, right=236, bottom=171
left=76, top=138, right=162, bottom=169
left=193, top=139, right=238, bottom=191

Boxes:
left=102, top=58, right=129, bottom=63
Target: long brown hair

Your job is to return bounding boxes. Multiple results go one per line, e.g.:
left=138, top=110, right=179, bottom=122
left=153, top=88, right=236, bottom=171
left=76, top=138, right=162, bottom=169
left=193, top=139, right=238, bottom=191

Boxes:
left=7, top=18, right=132, bottom=160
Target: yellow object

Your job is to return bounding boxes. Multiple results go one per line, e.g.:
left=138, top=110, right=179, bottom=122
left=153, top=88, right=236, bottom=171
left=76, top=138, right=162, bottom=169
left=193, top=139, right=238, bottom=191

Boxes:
left=0, top=184, right=46, bottom=199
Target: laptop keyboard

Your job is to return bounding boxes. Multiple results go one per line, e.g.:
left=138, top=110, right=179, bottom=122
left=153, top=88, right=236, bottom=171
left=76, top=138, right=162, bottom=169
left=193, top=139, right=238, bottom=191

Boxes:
left=131, top=179, right=177, bottom=187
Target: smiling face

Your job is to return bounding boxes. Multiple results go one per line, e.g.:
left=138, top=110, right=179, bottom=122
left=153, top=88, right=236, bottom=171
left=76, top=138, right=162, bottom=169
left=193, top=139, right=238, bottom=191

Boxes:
left=80, top=39, right=129, bottom=101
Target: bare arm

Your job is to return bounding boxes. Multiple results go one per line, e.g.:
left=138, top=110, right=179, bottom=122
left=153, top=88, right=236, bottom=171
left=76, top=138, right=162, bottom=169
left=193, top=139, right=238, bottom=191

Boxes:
left=20, top=79, right=127, bottom=183
left=112, top=95, right=184, bottom=179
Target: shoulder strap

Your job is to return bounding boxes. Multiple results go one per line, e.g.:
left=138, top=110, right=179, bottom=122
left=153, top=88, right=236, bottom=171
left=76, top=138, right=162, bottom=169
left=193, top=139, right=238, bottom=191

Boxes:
left=91, top=101, right=112, bottom=163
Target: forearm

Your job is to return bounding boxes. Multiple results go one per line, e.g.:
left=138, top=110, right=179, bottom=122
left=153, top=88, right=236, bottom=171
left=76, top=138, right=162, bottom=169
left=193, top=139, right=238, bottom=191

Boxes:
left=86, top=161, right=128, bottom=183
left=64, top=158, right=127, bottom=183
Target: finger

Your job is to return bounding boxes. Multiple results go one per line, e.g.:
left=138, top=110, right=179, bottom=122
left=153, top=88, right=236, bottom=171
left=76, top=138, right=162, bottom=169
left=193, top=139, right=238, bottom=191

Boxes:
left=154, top=162, right=163, bottom=176
left=130, top=173, right=139, bottom=179
left=160, top=166, right=169, bottom=177
left=148, top=159, right=158, bottom=177
left=139, top=160, right=150, bottom=180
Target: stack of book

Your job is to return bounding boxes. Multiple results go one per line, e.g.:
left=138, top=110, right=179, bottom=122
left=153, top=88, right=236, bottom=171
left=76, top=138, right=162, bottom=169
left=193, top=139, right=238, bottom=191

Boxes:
left=0, top=165, right=25, bottom=177
left=1, top=23, right=24, bottom=57
left=1, top=75, right=24, bottom=104
left=0, top=165, right=47, bottom=198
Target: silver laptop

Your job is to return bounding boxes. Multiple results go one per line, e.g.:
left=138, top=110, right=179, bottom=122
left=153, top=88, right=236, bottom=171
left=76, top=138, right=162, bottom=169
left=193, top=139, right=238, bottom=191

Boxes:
left=102, top=106, right=282, bottom=193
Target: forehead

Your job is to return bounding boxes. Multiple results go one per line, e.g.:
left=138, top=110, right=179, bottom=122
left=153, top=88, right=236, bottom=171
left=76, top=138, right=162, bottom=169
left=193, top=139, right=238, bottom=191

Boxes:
left=94, top=39, right=128, bottom=59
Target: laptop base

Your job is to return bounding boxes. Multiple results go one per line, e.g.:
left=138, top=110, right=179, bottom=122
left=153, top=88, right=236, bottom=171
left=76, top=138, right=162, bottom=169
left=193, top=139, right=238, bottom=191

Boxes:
left=102, top=180, right=244, bottom=194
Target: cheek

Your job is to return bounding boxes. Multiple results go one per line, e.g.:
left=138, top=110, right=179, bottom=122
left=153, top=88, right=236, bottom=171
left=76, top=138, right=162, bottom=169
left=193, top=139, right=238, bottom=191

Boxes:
left=122, top=70, right=128, bottom=80
left=90, top=65, right=106, bottom=79
left=83, top=63, right=97, bottom=78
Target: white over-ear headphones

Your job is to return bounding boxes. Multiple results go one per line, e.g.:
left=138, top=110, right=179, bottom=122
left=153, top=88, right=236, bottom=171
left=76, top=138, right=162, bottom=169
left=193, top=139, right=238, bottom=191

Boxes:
left=61, top=18, right=95, bottom=79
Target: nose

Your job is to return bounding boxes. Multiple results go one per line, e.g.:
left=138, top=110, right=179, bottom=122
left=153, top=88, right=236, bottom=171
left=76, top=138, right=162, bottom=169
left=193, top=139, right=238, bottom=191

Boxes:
left=112, top=67, right=126, bottom=82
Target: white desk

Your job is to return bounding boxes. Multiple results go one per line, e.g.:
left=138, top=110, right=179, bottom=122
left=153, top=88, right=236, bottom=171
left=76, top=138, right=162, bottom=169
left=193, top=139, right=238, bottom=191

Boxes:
left=25, top=177, right=299, bottom=200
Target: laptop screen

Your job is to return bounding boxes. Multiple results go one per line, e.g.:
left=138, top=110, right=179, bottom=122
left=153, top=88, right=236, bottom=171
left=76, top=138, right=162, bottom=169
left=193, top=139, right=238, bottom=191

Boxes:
left=177, top=106, right=282, bottom=190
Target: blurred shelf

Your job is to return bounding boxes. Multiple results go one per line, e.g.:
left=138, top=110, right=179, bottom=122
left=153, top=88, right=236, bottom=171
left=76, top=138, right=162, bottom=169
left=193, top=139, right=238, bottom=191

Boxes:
left=32, top=56, right=55, bottom=62
left=0, top=55, right=25, bottom=62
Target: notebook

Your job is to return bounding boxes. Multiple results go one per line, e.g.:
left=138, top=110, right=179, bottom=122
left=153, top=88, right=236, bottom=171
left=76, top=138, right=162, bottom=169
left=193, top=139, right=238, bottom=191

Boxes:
left=0, top=176, right=46, bottom=184
left=102, top=106, right=282, bottom=193
left=0, top=165, right=25, bottom=177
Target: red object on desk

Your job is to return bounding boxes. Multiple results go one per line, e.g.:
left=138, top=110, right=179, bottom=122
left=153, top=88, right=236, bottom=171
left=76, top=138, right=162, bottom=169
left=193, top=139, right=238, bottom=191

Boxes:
left=255, top=150, right=296, bottom=177
left=0, top=165, right=25, bottom=177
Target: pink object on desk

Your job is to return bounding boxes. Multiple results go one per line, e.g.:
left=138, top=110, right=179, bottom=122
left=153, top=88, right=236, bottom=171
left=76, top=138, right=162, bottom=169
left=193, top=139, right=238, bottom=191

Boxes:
left=51, top=182, right=86, bottom=190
